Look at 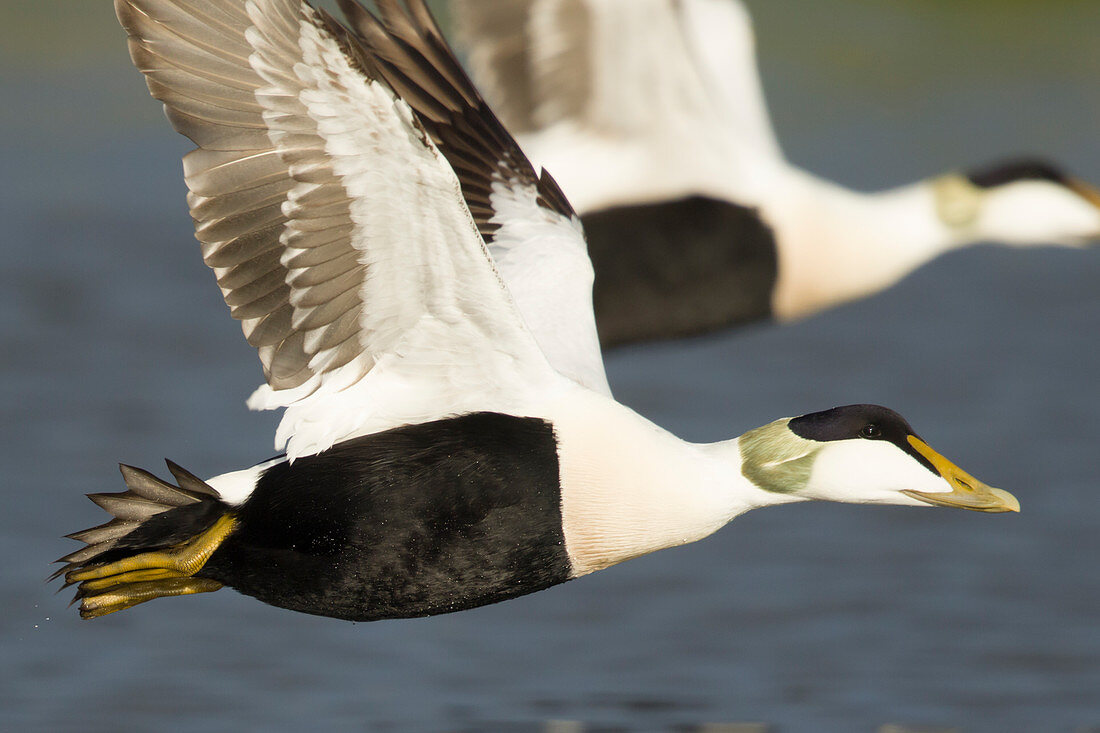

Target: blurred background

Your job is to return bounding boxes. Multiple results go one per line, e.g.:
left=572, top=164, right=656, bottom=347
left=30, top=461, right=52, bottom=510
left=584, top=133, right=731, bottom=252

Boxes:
left=2, top=1, right=1098, bottom=730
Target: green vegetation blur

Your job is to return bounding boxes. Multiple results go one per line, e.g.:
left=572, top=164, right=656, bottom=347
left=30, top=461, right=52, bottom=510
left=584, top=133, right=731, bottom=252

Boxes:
left=5, top=0, right=1096, bottom=81
left=0, top=0, right=448, bottom=68
left=4, top=0, right=1096, bottom=182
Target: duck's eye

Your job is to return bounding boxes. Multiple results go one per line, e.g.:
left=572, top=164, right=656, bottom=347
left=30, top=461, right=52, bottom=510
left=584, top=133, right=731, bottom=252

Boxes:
left=860, top=424, right=881, bottom=439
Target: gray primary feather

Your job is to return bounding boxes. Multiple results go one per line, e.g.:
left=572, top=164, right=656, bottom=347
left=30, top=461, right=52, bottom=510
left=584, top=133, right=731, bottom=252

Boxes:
left=115, top=0, right=590, bottom=399
left=116, top=0, right=371, bottom=390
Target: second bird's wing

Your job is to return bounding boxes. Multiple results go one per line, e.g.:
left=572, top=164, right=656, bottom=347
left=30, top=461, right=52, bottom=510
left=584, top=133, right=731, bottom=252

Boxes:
left=452, top=0, right=785, bottom=211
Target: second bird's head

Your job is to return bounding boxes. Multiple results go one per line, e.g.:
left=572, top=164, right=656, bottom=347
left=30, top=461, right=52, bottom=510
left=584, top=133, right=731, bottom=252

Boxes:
left=934, top=158, right=1100, bottom=246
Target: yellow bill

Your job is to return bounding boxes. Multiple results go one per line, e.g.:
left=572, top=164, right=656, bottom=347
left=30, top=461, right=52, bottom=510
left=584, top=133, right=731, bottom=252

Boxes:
left=901, top=436, right=1020, bottom=513
left=1068, top=177, right=1100, bottom=210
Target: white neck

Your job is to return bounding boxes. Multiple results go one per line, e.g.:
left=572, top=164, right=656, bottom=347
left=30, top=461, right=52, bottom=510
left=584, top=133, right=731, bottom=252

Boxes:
left=542, top=387, right=796, bottom=577
left=767, top=172, right=960, bottom=320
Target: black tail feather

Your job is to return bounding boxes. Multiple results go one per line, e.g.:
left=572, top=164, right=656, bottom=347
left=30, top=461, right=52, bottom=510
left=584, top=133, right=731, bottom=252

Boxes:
left=51, top=460, right=225, bottom=584
left=164, top=460, right=219, bottom=499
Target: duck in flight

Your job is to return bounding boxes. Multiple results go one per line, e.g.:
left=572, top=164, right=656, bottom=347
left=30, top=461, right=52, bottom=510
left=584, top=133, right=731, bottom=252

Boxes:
left=453, top=0, right=1100, bottom=346
left=55, top=0, right=1018, bottom=622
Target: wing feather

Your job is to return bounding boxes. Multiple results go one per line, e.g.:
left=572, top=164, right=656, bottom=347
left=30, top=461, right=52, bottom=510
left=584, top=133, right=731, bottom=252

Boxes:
left=452, top=0, right=591, bottom=133
left=451, top=0, right=784, bottom=213
left=116, top=0, right=567, bottom=456
left=343, top=0, right=608, bottom=394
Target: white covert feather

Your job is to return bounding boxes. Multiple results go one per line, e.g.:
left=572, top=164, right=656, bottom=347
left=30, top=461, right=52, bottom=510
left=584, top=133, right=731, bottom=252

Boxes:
left=242, top=13, right=557, bottom=458
left=488, top=178, right=610, bottom=396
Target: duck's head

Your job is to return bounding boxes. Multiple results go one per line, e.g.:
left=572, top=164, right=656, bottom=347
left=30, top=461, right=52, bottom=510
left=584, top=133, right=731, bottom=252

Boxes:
left=933, top=158, right=1100, bottom=246
left=738, top=404, right=1019, bottom=512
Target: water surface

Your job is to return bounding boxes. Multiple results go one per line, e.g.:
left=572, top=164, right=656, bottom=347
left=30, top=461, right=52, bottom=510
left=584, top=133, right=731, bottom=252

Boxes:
left=2, top=1, right=1099, bottom=730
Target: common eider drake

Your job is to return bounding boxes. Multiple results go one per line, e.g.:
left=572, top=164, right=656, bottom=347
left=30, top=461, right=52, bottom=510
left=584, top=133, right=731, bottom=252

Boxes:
left=452, top=0, right=1100, bottom=346
left=55, top=0, right=1019, bottom=622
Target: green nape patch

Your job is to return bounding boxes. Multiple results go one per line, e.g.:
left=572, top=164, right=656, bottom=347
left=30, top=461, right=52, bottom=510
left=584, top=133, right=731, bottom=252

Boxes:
left=738, top=419, right=817, bottom=494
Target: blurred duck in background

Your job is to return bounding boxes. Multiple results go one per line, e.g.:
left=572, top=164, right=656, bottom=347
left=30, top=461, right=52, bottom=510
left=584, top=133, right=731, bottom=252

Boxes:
left=452, top=0, right=1100, bottom=346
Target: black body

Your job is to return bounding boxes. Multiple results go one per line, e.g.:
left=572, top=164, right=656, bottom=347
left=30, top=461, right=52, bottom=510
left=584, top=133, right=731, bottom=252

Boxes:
left=583, top=196, right=777, bottom=347
left=199, top=412, right=572, bottom=621
left=966, top=158, right=1068, bottom=189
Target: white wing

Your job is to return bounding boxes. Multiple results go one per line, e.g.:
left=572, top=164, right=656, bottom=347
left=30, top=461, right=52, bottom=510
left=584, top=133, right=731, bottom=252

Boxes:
left=455, top=0, right=711, bottom=134
left=344, top=0, right=609, bottom=396
left=452, top=0, right=785, bottom=212
left=116, top=0, right=606, bottom=459
left=676, top=0, right=783, bottom=162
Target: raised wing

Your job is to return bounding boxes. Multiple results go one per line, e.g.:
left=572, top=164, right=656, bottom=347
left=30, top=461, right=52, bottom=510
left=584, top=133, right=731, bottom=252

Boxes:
left=452, top=0, right=589, bottom=135
left=445, top=0, right=544, bottom=134
left=339, top=0, right=608, bottom=396
left=452, top=0, right=784, bottom=192
left=115, top=0, right=600, bottom=457
left=676, top=0, right=782, bottom=161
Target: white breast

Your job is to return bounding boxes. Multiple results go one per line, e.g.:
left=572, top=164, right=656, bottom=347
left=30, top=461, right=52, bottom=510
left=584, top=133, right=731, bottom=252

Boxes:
left=542, top=388, right=745, bottom=576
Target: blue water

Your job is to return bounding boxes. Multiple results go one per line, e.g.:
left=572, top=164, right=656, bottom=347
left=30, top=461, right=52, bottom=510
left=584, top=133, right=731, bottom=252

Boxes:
left=2, top=2, right=1099, bottom=731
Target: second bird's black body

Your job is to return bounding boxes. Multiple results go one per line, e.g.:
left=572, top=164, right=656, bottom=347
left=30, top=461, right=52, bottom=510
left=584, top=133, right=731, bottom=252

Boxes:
left=194, top=413, right=572, bottom=621
left=584, top=196, right=778, bottom=346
